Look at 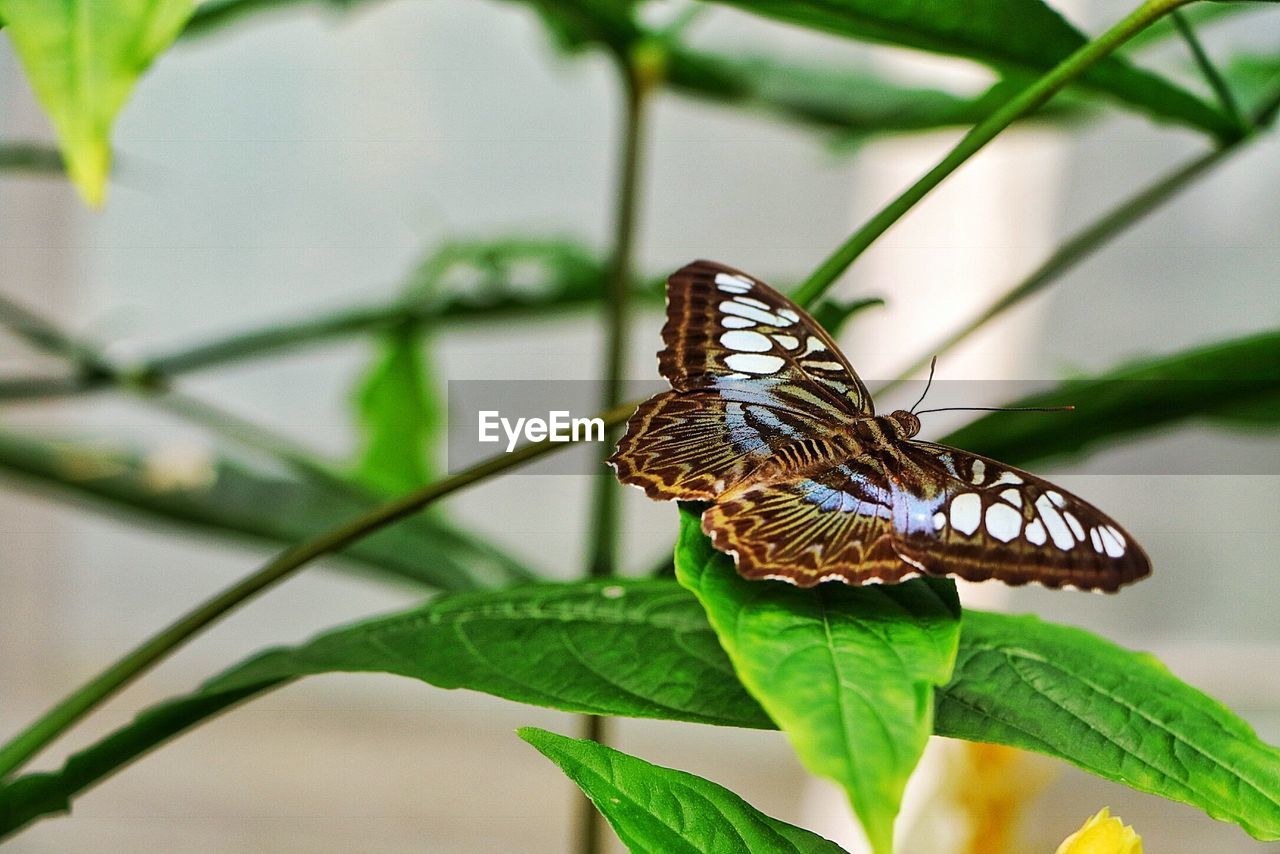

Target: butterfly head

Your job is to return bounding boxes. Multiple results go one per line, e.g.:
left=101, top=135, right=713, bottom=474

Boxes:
left=886, top=410, right=921, bottom=439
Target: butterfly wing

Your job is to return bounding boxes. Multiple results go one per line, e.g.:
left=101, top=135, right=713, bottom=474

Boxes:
left=892, top=442, right=1151, bottom=591
left=701, top=445, right=1150, bottom=591
left=700, top=460, right=911, bottom=585
left=609, top=260, right=872, bottom=500
left=658, top=259, right=874, bottom=414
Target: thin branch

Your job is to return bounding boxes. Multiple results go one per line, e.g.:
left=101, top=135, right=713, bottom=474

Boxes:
left=790, top=0, right=1200, bottom=309
left=0, top=399, right=637, bottom=781
left=877, top=80, right=1280, bottom=396
left=1172, top=10, right=1247, bottom=132
left=578, top=51, right=654, bottom=854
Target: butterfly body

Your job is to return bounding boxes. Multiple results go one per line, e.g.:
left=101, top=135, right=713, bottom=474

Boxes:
left=610, top=260, right=1151, bottom=592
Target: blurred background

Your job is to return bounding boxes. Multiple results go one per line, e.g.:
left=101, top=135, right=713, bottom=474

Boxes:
left=1, top=0, right=1277, bottom=851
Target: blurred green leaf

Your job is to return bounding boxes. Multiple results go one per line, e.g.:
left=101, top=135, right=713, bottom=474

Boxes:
left=700, top=0, right=1236, bottom=138
left=674, top=506, right=960, bottom=854
left=0, top=0, right=193, bottom=205
left=811, top=296, right=884, bottom=336
left=1223, top=53, right=1280, bottom=117
left=0, top=429, right=532, bottom=590
left=0, top=142, right=63, bottom=174
left=519, top=727, right=848, bottom=853
left=351, top=325, right=440, bottom=493
left=941, top=329, right=1280, bottom=468
left=5, top=577, right=1280, bottom=839
left=667, top=50, right=1085, bottom=142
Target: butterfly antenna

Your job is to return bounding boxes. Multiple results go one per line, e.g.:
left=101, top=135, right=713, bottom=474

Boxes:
left=914, top=405, right=1075, bottom=415
left=909, top=356, right=939, bottom=415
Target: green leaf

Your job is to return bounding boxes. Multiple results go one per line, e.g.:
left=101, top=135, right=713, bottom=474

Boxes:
left=4, top=580, right=1279, bottom=840
left=519, top=727, right=848, bottom=853
left=700, top=0, right=1236, bottom=138
left=939, top=610, right=1280, bottom=840
left=0, top=429, right=532, bottom=591
left=674, top=505, right=961, bottom=854
left=0, top=0, right=194, bottom=205
left=351, top=325, right=440, bottom=493
left=665, top=49, right=1084, bottom=142
left=811, top=296, right=884, bottom=337
left=941, top=329, right=1280, bottom=468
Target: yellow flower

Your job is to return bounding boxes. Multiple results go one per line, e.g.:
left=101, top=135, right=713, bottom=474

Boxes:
left=1055, top=808, right=1142, bottom=854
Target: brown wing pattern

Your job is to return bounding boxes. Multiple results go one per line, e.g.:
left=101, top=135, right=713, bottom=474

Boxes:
left=609, top=390, right=795, bottom=500
left=701, top=461, right=913, bottom=585
left=892, top=442, right=1151, bottom=591
left=658, top=260, right=873, bottom=415
left=610, top=260, right=872, bottom=499
left=701, top=445, right=1149, bottom=591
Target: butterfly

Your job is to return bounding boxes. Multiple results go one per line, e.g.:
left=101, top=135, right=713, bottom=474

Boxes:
left=608, top=260, right=1151, bottom=591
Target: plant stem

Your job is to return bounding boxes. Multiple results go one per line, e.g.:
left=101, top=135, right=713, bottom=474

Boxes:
left=578, top=50, right=653, bottom=854
left=1172, top=10, right=1246, bottom=132
left=791, top=0, right=1198, bottom=309
left=585, top=58, right=650, bottom=581
left=0, top=400, right=636, bottom=781
left=877, top=80, right=1280, bottom=396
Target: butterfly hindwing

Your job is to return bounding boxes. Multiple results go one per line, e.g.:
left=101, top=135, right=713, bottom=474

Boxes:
left=701, top=461, right=912, bottom=585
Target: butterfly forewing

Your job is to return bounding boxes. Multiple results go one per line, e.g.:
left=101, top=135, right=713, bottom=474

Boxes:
left=893, top=443, right=1150, bottom=591
left=610, top=260, right=872, bottom=499
left=658, top=260, right=874, bottom=416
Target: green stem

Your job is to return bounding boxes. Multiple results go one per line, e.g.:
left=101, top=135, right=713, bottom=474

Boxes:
left=877, top=81, right=1280, bottom=396
left=585, top=58, right=650, bottom=581
left=791, top=0, right=1196, bottom=309
left=578, top=51, right=653, bottom=854
left=0, top=400, right=636, bottom=781
left=1172, top=10, right=1246, bottom=131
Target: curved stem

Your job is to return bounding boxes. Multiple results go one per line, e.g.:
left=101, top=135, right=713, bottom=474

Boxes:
left=791, top=0, right=1197, bottom=309
left=876, top=79, right=1280, bottom=396
left=0, top=401, right=636, bottom=781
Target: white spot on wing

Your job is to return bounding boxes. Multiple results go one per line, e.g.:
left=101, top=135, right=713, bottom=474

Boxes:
left=1090, top=527, right=1104, bottom=553
left=1024, top=518, right=1047, bottom=545
left=993, top=471, right=1024, bottom=486
left=714, top=272, right=752, bottom=293
left=950, top=493, right=981, bottom=536
left=1099, top=525, right=1126, bottom=557
left=1063, top=511, right=1085, bottom=541
left=778, top=308, right=800, bottom=323
left=719, top=330, right=772, bottom=352
left=773, top=334, right=799, bottom=350
left=999, top=488, right=1022, bottom=508
left=1046, top=490, right=1067, bottom=508
left=724, top=353, right=785, bottom=375
left=735, top=296, right=771, bottom=310
left=800, top=336, right=827, bottom=356
left=932, top=511, right=946, bottom=531
left=721, top=316, right=755, bottom=329
left=720, top=301, right=789, bottom=326
left=985, top=503, right=1022, bottom=543
left=971, top=459, right=986, bottom=484
left=1036, top=494, right=1074, bottom=550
